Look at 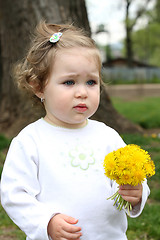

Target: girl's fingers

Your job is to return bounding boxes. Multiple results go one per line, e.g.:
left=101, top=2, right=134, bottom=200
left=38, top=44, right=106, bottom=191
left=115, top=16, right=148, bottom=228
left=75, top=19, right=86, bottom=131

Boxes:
left=119, top=184, right=142, bottom=196
left=62, top=216, right=82, bottom=233
left=47, top=214, right=82, bottom=240
left=61, top=229, right=82, bottom=239
left=119, top=184, right=142, bottom=190
left=63, top=215, right=79, bottom=224
left=119, top=189, right=141, bottom=197
left=62, top=222, right=82, bottom=234
left=121, top=195, right=141, bottom=207
left=118, top=184, right=142, bottom=206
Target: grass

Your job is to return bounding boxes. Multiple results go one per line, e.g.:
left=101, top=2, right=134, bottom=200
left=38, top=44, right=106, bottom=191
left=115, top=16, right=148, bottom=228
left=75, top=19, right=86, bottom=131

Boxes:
left=0, top=135, right=11, bottom=179
left=110, top=96, right=160, bottom=239
left=127, top=204, right=160, bottom=240
left=121, top=134, right=160, bottom=240
left=0, top=135, right=26, bottom=239
left=111, top=97, right=160, bottom=129
left=0, top=115, right=160, bottom=239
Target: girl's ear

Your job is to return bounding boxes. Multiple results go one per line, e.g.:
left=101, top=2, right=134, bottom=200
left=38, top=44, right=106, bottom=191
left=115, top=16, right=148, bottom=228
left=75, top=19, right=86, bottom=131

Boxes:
left=35, top=91, right=44, bottom=100
left=28, top=80, right=44, bottom=100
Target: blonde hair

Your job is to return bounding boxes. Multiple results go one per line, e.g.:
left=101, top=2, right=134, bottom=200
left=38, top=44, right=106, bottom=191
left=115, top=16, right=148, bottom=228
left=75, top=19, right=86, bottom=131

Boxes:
left=13, top=21, right=102, bottom=105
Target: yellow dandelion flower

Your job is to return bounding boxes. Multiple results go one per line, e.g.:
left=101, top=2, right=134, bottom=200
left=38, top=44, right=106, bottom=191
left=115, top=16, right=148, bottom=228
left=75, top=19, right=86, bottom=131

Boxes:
left=119, top=170, right=133, bottom=185
left=144, top=161, right=155, bottom=177
left=131, top=169, right=146, bottom=186
left=151, top=133, right=157, bottom=138
left=103, top=144, right=155, bottom=214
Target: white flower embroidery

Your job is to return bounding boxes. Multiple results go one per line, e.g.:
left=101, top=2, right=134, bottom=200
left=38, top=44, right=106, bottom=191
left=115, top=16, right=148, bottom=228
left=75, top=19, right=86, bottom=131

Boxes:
left=69, top=146, right=95, bottom=170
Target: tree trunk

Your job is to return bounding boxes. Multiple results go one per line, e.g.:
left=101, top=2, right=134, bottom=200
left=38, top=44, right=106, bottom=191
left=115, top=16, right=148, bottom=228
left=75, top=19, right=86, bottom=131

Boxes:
left=0, top=0, right=142, bottom=137
left=125, top=0, right=133, bottom=67
left=124, top=0, right=152, bottom=67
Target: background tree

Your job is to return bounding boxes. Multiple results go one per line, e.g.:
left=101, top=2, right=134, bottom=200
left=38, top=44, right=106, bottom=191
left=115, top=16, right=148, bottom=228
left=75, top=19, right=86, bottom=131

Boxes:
left=123, top=0, right=152, bottom=66
left=0, top=0, right=142, bottom=137
left=130, top=0, right=160, bottom=66
left=151, top=0, right=160, bottom=23
left=132, top=22, right=160, bottom=66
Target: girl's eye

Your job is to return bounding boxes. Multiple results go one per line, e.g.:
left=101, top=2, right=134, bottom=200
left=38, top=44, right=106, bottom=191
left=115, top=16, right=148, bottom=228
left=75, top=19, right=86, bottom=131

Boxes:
left=63, top=80, right=75, bottom=85
left=87, top=80, right=97, bottom=86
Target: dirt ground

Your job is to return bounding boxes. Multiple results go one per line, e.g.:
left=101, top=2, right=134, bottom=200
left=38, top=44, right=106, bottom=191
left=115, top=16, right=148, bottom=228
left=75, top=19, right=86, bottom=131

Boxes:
left=105, top=83, right=160, bottom=101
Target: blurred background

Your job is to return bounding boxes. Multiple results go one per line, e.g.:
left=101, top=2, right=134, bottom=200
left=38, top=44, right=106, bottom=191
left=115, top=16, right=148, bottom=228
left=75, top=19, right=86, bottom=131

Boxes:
left=0, top=0, right=160, bottom=239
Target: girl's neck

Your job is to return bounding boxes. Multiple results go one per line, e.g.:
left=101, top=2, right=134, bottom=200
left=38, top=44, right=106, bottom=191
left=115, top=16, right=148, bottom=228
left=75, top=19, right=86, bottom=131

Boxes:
left=43, top=115, right=88, bottom=129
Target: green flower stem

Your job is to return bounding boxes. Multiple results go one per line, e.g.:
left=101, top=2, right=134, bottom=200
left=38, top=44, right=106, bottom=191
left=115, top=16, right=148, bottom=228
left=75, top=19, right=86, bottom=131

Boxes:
left=107, top=190, right=119, bottom=200
left=107, top=191, right=132, bottom=216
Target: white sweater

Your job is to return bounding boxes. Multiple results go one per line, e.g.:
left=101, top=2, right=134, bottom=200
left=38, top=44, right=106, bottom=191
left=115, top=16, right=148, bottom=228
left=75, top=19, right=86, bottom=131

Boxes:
left=0, top=119, right=150, bottom=240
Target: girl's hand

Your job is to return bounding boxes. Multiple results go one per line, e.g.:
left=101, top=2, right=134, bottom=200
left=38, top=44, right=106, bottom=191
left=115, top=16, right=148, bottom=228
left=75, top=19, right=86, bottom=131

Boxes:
left=118, top=184, right=142, bottom=207
left=47, top=214, right=82, bottom=240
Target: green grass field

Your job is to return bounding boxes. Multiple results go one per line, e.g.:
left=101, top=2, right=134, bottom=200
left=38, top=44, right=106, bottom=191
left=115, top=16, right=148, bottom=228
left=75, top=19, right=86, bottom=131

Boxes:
left=0, top=97, right=160, bottom=239
left=110, top=97, right=160, bottom=239
left=111, top=97, right=160, bottom=129
left=0, top=135, right=26, bottom=239
left=122, top=134, right=160, bottom=240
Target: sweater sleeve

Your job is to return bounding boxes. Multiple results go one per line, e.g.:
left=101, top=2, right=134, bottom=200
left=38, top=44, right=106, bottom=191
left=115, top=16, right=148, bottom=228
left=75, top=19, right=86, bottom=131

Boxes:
left=0, top=137, right=54, bottom=240
left=127, top=179, right=150, bottom=218
left=112, top=179, right=150, bottom=218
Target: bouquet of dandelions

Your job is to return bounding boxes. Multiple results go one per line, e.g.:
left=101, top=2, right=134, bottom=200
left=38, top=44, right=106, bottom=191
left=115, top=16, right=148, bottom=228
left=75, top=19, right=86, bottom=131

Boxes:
left=103, top=144, right=155, bottom=214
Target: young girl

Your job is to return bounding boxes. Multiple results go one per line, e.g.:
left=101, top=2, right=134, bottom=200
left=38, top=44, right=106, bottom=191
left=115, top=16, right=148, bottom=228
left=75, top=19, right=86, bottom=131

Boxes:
left=1, top=22, right=149, bottom=240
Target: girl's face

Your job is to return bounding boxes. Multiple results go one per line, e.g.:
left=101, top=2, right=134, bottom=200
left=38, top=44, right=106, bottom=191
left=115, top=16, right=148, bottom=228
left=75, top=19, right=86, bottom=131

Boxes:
left=41, top=47, right=100, bottom=128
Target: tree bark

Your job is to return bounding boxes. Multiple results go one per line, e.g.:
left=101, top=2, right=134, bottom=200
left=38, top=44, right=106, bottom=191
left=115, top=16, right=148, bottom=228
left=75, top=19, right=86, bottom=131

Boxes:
left=124, top=0, right=152, bottom=67
left=0, top=0, right=142, bottom=137
left=125, top=0, right=133, bottom=67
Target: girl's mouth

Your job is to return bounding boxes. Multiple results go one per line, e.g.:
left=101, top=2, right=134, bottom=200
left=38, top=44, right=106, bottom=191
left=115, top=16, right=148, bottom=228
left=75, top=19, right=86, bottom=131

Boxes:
left=74, top=104, right=88, bottom=113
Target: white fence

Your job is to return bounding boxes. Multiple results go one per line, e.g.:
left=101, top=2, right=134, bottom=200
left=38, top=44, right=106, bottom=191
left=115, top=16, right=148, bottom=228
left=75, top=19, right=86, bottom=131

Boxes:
left=102, top=67, right=160, bottom=83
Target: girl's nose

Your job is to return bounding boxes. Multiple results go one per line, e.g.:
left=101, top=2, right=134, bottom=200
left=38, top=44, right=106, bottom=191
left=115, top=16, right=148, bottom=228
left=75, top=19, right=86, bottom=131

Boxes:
left=75, top=85, right=88, bottom=98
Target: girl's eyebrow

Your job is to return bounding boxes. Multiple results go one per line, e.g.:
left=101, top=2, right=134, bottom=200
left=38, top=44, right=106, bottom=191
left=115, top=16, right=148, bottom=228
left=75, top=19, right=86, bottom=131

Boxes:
left=59, top=73, right=79, bottom=79
left=87, top=73, right=99, bottom=79
left=59, top=72, right=99, bottom=80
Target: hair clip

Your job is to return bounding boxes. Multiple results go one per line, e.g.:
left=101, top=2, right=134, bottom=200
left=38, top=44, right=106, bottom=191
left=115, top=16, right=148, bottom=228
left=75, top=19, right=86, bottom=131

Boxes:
left=49, top=32, right=62, bottom=43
